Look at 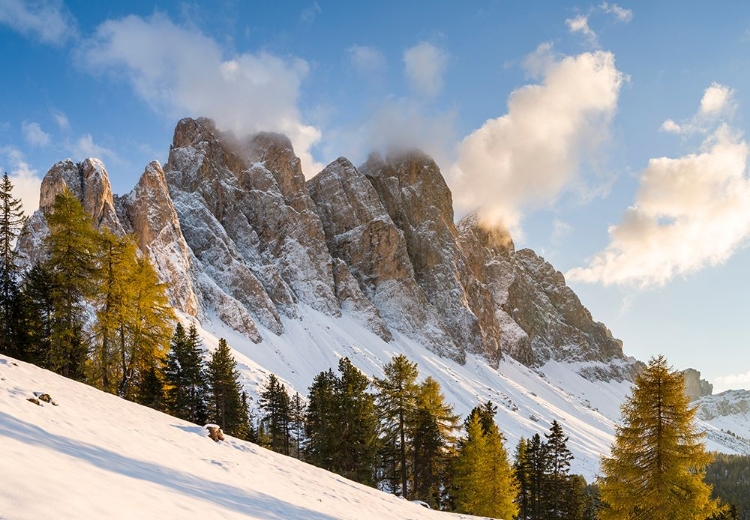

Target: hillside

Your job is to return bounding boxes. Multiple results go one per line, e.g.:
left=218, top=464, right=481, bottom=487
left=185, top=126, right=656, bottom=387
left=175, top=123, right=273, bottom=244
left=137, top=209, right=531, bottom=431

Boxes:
left=0, top=353, right=490, bottom=519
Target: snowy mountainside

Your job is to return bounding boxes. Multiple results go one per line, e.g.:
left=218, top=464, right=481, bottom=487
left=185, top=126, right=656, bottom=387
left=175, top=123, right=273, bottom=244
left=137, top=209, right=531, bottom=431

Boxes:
left=0, top=354, right=486, bottom=520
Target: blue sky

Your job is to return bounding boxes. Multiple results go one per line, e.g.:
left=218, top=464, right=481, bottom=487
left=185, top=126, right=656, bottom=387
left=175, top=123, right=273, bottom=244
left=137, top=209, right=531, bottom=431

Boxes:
left=2, top=0, right=750, bottom=391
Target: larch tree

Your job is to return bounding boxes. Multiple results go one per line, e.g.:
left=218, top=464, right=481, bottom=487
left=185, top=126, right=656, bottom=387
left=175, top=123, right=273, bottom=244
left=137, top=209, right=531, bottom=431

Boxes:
left=0, top=172, right=26, bottom=357
left=599, top=355, right=722, bottom=520
left=374, top=354, right=419, bottom=498
left=44, top=189, right=98, bottom=381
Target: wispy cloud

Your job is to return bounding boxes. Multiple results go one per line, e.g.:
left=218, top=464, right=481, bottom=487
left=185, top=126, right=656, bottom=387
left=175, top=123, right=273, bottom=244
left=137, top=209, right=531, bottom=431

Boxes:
left=403, top=42, right=449, bottom=98
left=21, top=121, right=51, bottom=147
left=600, top=2, right=633, bottom=23
left=450, top=43, right=625, bottom=238
left=70, top=133, right=115, bottom=161
left=566, top=15, right=597, bottom=44
left=0, top=0, right=77, bottom=45
left=714, top=369, right=750, bottom=393
left=346, top=45, right=387, bottom=80
left=299, top=2, right=321, bottom=26
left=660, top=83, right=736, bottom=135
left=568, top=85, right=750, bottom=288
left=79, top=12, right=323, bottom=177
left=52, top=110, right=70, bottom=130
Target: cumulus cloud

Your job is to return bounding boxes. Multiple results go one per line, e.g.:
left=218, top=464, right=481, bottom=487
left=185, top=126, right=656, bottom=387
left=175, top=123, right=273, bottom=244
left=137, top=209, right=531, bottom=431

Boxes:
left=80, top=13, right=323, bottom=177
left=714, top=369, right=750, bottom=393
left=566, top=15, right=597, bottom=42
left=661, top=83, right=735, bottom=135
left=0, top=0, right=77, bottom=45
left=567, top=123, right=750, bottom=287
left=450, top=44, right=624, bottom=237
left=21, top=121, right=51, bottom=146
left=0, top=147, right=42, bottom=214
left=403, top=42, right=449, bottom=98
left=600, top=2, right=633, bottom=23
left=346, top=45, right=387, bottom=80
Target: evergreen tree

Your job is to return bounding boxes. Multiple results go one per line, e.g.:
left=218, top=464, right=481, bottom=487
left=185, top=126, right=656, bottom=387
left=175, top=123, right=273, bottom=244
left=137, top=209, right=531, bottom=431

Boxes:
left=259, top=373, right=292, bottom=454
left=305, top=368, right=338, bottom=466
left=289, top=392, right=306, bottom=459
left=411, top=376, right=459, bottom=508
left=164, top=323, right=208, bottom=424
left=545, top=420, right=574, bottom=519
left=44, top=189, right=98, bottom=381
left=374, top=354, right=419, bottom=497
left=526, top=433, right=551, bottom=519
left=207, top=338, right=246, bottom=437
left=136, top=363, right=165, bottom=411
left=514, top=437, right=533, bottom=520
left=18, top=263, right=54, bottom=366
left=0, top=172, right=26, bottom=357
left=599, top=355, right=722, bottom=519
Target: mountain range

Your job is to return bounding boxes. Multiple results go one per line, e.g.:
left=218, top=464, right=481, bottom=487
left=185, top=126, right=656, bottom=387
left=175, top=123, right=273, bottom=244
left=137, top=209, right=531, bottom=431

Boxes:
left=14, top=117, right=750, bottom=479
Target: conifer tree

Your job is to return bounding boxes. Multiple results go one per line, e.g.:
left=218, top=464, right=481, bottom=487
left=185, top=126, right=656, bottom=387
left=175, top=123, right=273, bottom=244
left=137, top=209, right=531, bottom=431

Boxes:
left=207, top=338, right=246, bottom=436
left=374, top=354, right=419, bottom=497
left=305, top=368, right=338, bottom=466
left=411, top=376, right=459, bottom=507
left=164, top=323, right=208, bottom=424
left=545, top=420, right=574, bottom=519
left=44, top=189, right=98, bottom=380
left=514, top=437, right=533, bottom=519
left=136, top=364, right=165, bottom=411
left=259, top=373, right=292, bottom=454
left=454, top=410, right=518, bottom=518
left=0, top=172, right=26, bottom=357
left=18, top=263, right=54, bottom=366
left=289, top=392, right=306, bottom=459
left=599, top=355, right=722, bottom=519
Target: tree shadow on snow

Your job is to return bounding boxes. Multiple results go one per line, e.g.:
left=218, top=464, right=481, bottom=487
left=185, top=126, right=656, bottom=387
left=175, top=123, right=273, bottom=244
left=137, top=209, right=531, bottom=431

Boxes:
left=0, top=412, right=337, bottom=520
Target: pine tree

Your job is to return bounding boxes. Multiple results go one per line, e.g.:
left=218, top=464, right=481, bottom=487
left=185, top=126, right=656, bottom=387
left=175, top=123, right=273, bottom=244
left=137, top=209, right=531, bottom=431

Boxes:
left=164, top=323, right=208, bottom=424
left=374, top=354, right=419, bottom=497
left=527, top=433, right=551, bottom=519
left=0, top=172, right=26, bottom=357
left=289, top=392, right=306, bottom=459
left=599, top=355, right=723, bottom=519
left=259, top=373, right=292, bottom=454
left=136, top=363, right=165, bottom=411
left=44, top=189, right=98, bottom=381
left=206, top=338, right=246, bottom=437
left=411, top=376, right=459, bottom=508
left=514, top=437, right=533, bottom=520
left=18, top=263, right=54, bottom=366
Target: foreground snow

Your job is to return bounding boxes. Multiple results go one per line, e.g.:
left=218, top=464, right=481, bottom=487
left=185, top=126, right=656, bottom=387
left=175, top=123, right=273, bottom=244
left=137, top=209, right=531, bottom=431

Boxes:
left=0, top=355, right=489, bottom=519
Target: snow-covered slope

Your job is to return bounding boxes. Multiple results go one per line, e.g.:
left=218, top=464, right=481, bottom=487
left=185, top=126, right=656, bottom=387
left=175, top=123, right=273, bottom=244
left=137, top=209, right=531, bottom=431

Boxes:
left=0, top=354, right=488, bottom=520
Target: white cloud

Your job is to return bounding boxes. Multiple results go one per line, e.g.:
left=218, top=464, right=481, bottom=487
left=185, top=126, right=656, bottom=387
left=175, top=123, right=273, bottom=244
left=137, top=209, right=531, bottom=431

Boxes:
left=660, top=83, right=735, bottom=135
left=551, top=219, right=572, bottom=245
left=52, top=110, right=70, bottom=130
left=70, top=134, right=115, bottom=160
left=600, top=2, right=633, bottom=23
left=0, top=0, right=76, bottom=45
left=0, top=147, right=42, bottom=214
left=80, top=13, right=323, bottom=177
left=450, top=44, right=624, bottom=237
left=566, top=15, right=597, bottom=42
left=700, top=82, right=734, bottom=117
left=567, top=124, right=750, bottom=287
left=660, top=119, right=682, bottom=134
left=403, top=42, right=449, bottom=98
left=21, top=121, right=51, bottom=146
left=714, top=369, right=750, bottom=393
left=346, top=45, right=387, bottom=79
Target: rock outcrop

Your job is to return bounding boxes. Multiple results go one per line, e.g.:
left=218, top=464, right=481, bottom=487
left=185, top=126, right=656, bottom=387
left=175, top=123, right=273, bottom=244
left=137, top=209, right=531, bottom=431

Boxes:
left=16, top=117, right=638, bottom=381
left=682, top=368, right=713, bottom=401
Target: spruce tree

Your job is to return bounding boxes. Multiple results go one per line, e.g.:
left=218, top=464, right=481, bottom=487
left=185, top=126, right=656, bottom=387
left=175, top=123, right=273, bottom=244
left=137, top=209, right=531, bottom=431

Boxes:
left=259, top=373, right=292, bottom=454
left=514, top=437, right=533, bottom=520
left=19, top=263, right=54, bottom=366
left=305, top=368, right=338, bottom=466
left=44, top=189, right=98, bottom=380
left=0, top=172, right=26, bottom=357
left=207, top=338, right=246, bottom=436
left=289, top=392, right=306, bottom=459
left=164, top=323, right=208, bottom=424
left=545, top=420, right=574, bottom=519
left=374, top=354, right=419, bottom=497
left=599, top=355, right=722, bottom=519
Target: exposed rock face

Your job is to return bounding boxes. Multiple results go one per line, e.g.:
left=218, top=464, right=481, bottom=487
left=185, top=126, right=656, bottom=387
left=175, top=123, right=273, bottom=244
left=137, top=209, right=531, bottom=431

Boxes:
left=360, top=152, right=500, bottom=364
left=117, top=161, right=201, bottom=318
left=308, top=157, right=458, bottom=358
left=16, top=116, right=639, bottom=382
left=682, top=368, right=713, bottom=401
